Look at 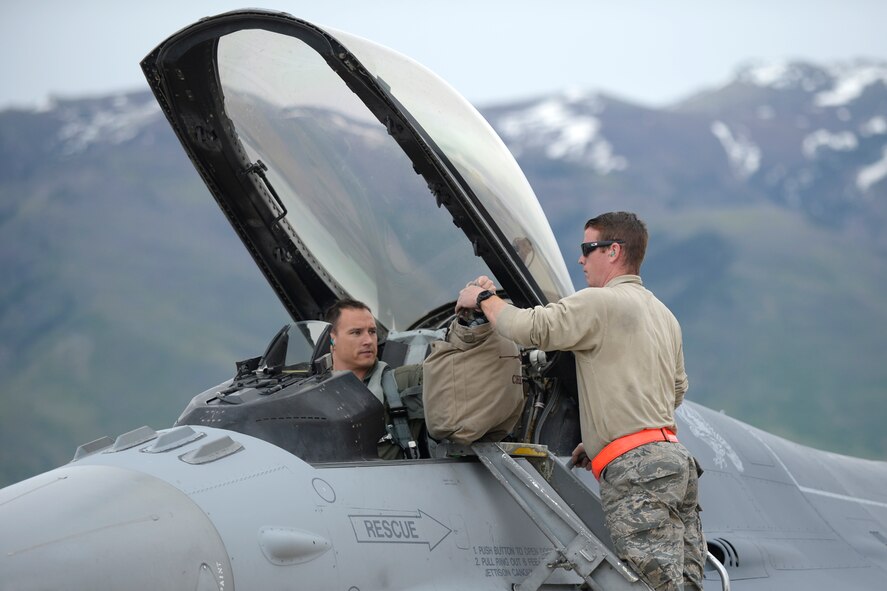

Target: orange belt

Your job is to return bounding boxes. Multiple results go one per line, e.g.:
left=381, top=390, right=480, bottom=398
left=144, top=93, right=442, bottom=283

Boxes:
left=591, top=427, right=678, bottom=480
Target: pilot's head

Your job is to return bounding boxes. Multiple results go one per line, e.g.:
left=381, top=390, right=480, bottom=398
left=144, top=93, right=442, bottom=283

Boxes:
left=325, top=298, right=378, bottom=380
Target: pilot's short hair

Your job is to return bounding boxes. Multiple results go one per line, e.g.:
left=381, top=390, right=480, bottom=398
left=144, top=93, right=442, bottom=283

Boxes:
left=325, top=298, right=372, bottom=332
left=585, top=212, right=648, bottom=273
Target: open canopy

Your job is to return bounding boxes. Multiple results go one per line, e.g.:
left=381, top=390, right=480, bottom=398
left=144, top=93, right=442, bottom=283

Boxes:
left=142, top=9, right=573, bottom=331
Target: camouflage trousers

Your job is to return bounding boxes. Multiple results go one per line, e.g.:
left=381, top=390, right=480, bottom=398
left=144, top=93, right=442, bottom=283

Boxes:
left=599, top=441, right=705, bottom=591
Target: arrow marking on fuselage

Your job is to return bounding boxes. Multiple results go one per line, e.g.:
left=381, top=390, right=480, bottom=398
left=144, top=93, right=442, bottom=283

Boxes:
left=348, top=510, right=452, bottom=551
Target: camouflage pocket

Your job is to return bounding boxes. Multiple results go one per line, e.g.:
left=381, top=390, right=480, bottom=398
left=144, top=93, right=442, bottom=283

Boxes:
left=605, top=501, right=682, bottom=589
left=605, top=443, right=685, bottom=491
left=607, top=501, right=670, bottom=536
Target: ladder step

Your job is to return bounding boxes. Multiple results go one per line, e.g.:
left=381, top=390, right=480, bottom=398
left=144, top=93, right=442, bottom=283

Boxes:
left=469, top=442, right=648, bottom=591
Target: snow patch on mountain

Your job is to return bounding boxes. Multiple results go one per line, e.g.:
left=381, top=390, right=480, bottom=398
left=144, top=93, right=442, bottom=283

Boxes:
left=494, top=94, right=628, bottom=174
left=56, top=94, right=161, bottom=155
left=802, top=129, right=858, bottom=159
left=743, top=62, right=791, bottom=87
left=860, top=116, right=887, bottom=137
left=738, top=61, right=830, bottom=93
left=857, top=146, right=887, bottom=193
left=815, top=63, right=887, bottom=107
left=710, top=121, right=760, bottom=179
left=737, top=60, right=887, bottom=109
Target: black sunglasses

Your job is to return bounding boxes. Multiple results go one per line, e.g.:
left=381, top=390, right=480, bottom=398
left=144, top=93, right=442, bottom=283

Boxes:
left=580, top=240, right=624, bottom=257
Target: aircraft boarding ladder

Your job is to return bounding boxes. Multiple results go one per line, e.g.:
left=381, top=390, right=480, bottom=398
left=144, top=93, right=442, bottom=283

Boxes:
left=456, top=442, right=729, bottom=591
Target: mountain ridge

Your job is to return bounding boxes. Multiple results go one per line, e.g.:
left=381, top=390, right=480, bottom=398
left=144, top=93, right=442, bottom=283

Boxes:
left=1, top=58, right=885, bottom=485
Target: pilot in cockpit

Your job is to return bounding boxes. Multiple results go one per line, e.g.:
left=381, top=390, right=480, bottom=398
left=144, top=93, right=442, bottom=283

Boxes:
left=325, top=299, right=424, bottom=460
left=325, top=299, right=382, bottom=393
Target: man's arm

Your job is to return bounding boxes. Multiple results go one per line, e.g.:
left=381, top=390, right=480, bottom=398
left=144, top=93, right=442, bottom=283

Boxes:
left=479, top=295, right=508, bottom=326
left=457, top=275, right=602, bottom=352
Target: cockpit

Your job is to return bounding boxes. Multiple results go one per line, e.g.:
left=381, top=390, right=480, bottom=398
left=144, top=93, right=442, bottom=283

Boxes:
left=143, top=11, right=581, bottom=464
left=175, top=321, right=446, bottom=462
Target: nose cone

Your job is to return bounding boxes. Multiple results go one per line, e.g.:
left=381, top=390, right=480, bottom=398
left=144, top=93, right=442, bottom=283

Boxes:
left=0, top=464, right=232, bottom=591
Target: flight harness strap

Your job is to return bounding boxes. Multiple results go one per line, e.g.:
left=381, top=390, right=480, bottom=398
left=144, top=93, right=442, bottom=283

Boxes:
left=381, top=368, right=420, bottom=459
left=591, top=428, right=678, bottom=480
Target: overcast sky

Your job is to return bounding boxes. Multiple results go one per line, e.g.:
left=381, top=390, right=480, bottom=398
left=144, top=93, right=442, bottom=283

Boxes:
left=3, top=0, right=887, bottom=110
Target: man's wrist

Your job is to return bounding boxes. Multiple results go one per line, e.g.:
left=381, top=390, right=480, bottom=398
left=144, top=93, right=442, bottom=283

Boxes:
left=476, top=289, right=495, bottom=310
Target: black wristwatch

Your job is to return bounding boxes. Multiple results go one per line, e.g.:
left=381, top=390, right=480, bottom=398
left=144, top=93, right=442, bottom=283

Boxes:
left=475, top=289, right=495, bottom=310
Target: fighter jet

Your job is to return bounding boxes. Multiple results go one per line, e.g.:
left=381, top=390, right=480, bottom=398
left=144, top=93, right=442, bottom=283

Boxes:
left=2, top=9, right=886, bottom=590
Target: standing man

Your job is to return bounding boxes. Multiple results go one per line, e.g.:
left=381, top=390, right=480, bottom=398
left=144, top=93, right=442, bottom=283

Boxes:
left=456, top=212, right=705, bottom=591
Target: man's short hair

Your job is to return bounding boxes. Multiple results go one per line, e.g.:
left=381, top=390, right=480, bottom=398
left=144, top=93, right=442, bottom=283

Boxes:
left=324, top=298, right=372, bottom=332
left=585, top=212, right=648, bottom=273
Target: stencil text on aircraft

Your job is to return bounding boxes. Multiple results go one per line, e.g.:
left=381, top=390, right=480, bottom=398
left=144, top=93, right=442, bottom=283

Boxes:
left=349, top=510, right=451, bottom=551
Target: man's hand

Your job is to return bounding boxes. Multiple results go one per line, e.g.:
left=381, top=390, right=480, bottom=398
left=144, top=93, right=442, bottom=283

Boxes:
left=455, top=276, right=498, bottom=314
left=456, top=284, right=484, bottom=314
left=571, top=442, right=591, bottom=471
left=474, top=275, right=496, bottom=293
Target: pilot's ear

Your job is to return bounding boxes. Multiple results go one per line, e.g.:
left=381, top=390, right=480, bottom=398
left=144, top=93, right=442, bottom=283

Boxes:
left=330, top=337, right=335, bottom=346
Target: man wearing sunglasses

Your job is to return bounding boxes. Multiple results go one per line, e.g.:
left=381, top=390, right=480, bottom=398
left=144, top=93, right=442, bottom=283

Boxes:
left=457, top=211, right=704, bottom=591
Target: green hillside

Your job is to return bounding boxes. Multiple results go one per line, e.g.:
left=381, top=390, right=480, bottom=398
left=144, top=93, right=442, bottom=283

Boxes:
left=1, top=80, right=885, bottom=486
left=645, top=206, right=887, bottom=458
left=0, top=111, right=290, bottom=484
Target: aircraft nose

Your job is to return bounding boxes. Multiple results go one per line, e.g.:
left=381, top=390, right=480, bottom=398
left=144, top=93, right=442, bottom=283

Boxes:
left=0, top=464, right=233, bottom=591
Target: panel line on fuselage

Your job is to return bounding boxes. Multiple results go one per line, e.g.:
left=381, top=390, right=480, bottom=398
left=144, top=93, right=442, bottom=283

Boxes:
left=741, top=423, right=887, bottom=509
left=797, top=486, right=887, bottom=509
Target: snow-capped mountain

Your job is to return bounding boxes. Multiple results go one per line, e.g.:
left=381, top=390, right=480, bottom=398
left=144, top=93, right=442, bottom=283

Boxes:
left=491, top=91, right=628, bottom=174
left=688, top=60, right=887, bottom=208
left=54, top=93, right=162, bottom=155
left=1, top=60, right=886, bottom=487
left=481, top=59, right=887, bottom=252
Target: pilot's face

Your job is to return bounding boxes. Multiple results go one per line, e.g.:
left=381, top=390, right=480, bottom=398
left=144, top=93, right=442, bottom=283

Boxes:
left=579, top=227, right=608, bottom=288
left=330, top=307, right=378, bottom=379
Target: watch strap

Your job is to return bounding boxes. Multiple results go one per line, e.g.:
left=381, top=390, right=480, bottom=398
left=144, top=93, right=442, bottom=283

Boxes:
left=476, top=289, right=495, bottom=309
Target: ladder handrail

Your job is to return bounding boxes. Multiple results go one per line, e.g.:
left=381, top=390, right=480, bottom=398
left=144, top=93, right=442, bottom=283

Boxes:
left=469, top=442, right=651, bottom=591
left=469, top=442, right=729, bottom=591
left=706, top=551, right=731, bottom=591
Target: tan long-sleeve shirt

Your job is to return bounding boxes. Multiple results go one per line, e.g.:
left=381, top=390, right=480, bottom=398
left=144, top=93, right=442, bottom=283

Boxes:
left=496, top=275, right=688, bottom=459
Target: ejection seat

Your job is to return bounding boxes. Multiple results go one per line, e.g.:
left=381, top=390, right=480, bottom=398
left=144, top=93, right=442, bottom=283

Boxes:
left=308, top=322, right=334, bottom=375
left=175, top=321, right=388, bottom=463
